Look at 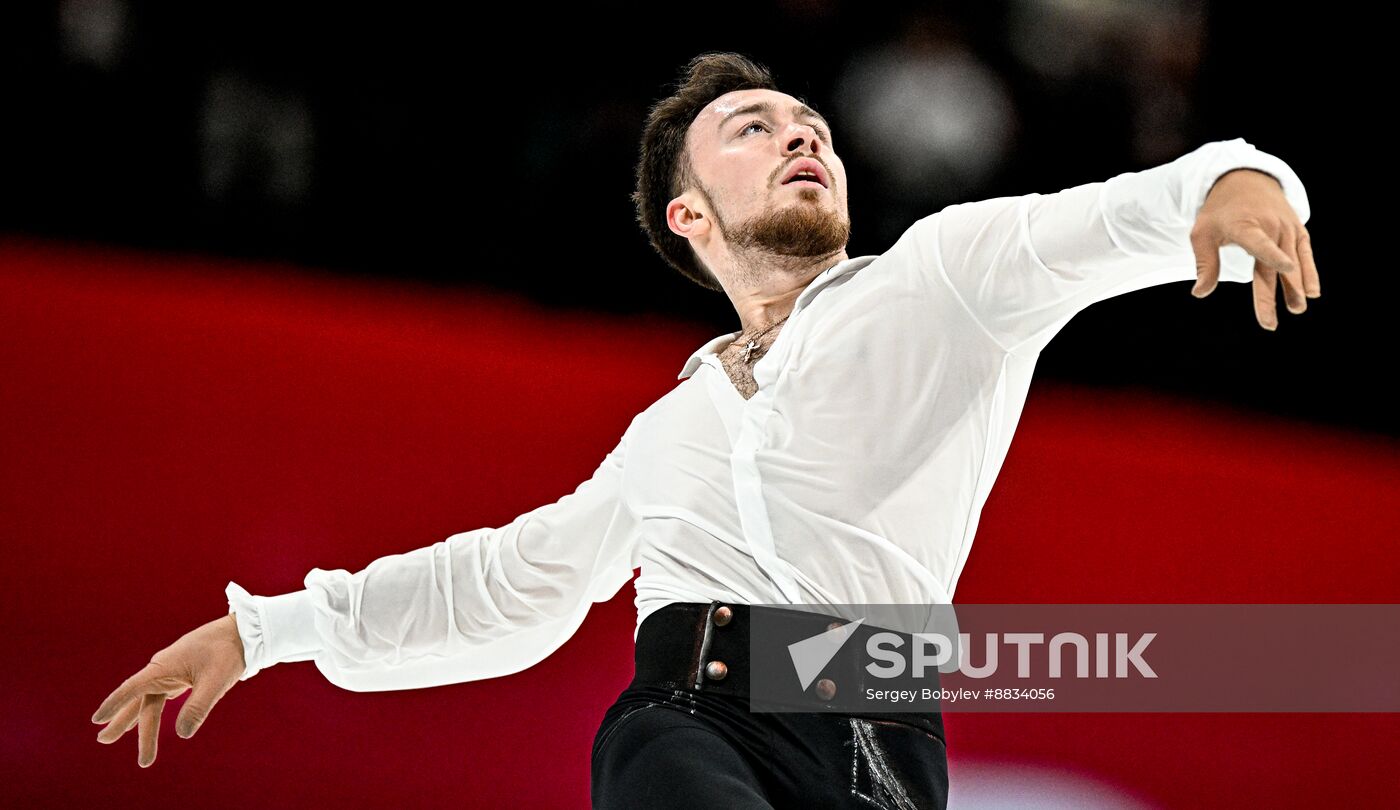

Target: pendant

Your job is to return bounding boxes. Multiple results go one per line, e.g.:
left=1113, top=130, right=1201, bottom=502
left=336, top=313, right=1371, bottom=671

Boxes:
left=740, top=339, right=760, bottom=364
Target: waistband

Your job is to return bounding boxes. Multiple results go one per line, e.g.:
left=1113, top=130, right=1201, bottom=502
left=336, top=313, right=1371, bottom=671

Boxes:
left=630, top=600, right=945, bottom=735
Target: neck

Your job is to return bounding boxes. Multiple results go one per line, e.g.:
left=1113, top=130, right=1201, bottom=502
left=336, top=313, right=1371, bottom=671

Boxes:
left=721, top=245, right=849, bottom=332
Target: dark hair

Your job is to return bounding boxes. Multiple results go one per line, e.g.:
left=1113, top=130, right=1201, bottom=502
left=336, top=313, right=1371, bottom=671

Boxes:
left=631, top=52, right=780, bottom=291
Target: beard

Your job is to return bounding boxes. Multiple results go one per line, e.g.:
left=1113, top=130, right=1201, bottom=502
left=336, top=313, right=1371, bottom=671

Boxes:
left=706, top=185, right=851, bottom=259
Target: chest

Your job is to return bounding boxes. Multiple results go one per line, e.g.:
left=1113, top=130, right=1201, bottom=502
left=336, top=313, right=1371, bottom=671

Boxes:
left=715, top=324, right=786, bottom=401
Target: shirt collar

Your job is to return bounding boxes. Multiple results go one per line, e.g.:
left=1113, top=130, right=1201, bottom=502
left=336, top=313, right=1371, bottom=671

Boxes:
left=676, top=254, right=878, bottom=380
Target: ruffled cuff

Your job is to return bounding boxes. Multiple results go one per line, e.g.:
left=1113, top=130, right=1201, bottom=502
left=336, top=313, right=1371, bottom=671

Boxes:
left=1193, top=137, right=1310, bottom=225
left=225, top=581, right=322, bottom=681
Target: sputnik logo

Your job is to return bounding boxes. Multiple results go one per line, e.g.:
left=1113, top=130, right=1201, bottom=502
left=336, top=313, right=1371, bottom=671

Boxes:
left=787, top=618, right=865, bottom=690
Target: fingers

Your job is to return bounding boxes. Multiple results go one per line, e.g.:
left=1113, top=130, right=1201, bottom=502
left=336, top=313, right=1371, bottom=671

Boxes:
left=1230, top=220, right=1317, bottom=329
left=95, top=620, right=243, bottom=764
left=176, top=673, right=233, bottom=739
left=1278, top=261, right=1308, bottom=315
left=1278, top=226, right=1307, bottom=315
left=97, top=698, right=141, bottom=744
left=1190, top=226, right=1220, bottom=297
left=93, top=662, right=164, bottom=725
left=1299, top=227, right=1321, bottom=299
left=1253, top=258, right=1279, bottom=331
left=1234, top=224, right=1298, bottom=276
left=138, top=692, right=166, bottom=768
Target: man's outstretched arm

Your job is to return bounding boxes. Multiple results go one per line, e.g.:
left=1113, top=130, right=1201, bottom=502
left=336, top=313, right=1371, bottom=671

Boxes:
left=905, top=137, right=1317, bottom=355
left=92, top=411, right=644, bottom=766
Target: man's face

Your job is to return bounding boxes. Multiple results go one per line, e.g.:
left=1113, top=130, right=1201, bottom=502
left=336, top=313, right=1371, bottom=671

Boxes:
left=672, top=88, right=850, bottom=261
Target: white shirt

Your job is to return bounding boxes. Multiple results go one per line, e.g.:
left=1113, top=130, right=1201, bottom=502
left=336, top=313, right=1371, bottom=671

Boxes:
left=226, top=138, right=1309, bottom=692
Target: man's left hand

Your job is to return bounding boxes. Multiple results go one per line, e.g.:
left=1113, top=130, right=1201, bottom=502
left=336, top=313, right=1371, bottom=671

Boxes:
left=1189, top=168, right=1320, bottom=330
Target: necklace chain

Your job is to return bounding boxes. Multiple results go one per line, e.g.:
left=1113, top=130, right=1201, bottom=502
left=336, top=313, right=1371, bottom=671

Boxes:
left=731, top=313, right=791, bottom=365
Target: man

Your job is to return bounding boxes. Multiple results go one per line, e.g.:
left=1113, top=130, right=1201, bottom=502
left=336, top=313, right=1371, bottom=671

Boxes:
left=92, top=52, right=1318, bottom=808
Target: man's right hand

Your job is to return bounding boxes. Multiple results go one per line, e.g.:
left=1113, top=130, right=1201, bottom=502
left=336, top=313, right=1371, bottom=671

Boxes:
left=91, top=613, right=247, bottom=768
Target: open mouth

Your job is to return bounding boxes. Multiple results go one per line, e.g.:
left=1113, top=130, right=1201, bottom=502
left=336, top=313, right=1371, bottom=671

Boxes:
left=780, top=159, right=830, bottom=189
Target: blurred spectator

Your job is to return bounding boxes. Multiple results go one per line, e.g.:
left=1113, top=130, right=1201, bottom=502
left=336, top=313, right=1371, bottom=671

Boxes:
left=59, top=0, right=129, bottom=71
left=832, top=9, right=1017, bottom=245
left=199, top=70, right=315, bottom=207
left=1006, top=0, right=1205, bottom=165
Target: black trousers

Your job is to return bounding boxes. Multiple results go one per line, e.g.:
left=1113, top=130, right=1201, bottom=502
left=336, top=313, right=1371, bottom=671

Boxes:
left=591, top=601, right=949, bottom=809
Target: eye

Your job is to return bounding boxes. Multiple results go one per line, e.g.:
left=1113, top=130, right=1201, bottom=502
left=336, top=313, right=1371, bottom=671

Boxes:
left=740, top=120, right=768, bottom=136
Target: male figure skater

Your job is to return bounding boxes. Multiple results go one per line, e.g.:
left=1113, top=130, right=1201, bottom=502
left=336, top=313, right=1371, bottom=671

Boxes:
left=92, top=52, right=1318, bottom=808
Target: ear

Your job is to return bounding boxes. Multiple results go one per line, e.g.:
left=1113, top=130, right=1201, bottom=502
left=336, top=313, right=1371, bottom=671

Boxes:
left=666, top=192, right=709, bottom=241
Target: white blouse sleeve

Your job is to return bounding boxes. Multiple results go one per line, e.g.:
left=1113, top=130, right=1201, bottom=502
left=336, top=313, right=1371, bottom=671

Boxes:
left=224, top=413, right=643, bottom=692
left=909, top=137, right=1311, bottom=355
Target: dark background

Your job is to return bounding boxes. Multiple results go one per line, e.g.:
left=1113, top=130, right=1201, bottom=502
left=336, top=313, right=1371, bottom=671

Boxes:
left=0, top=0, right=1385, bottom=434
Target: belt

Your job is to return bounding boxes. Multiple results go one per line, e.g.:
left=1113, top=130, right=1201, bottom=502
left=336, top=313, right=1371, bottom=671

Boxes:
left=630, top=600, right=946, bottom=737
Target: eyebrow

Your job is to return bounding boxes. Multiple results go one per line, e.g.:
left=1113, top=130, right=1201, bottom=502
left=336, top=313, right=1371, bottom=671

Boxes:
left=717, top=101, right=831, bottom=138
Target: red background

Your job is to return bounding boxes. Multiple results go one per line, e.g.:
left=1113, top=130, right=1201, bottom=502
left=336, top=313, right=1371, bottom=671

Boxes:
left=4, top=237, right=1396, bottom=808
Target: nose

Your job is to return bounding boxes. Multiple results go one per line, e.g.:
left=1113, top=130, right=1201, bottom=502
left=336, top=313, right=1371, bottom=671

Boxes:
left=782, top=122, right=823, bottom=156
